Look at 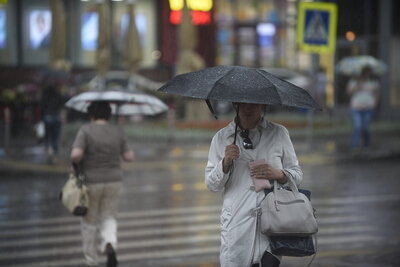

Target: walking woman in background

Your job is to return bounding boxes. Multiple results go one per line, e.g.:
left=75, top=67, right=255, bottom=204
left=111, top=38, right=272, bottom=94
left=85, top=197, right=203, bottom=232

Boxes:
left=70, top=101, right=134, bottom=267
left=205, top=102, right=303, bottom=267
left=346, top=66, right=380, bottom=150
left=40, top=79, right=66, bottom=163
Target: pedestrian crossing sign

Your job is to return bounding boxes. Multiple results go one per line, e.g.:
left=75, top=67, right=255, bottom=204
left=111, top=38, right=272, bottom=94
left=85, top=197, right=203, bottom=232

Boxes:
left=296, top=2, right=337, bottom=54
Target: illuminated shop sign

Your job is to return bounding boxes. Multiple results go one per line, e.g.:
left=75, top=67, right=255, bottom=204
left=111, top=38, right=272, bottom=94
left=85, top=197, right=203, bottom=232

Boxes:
left=29, top=10, right=52, bottom=50
left=81, top=12, right=98, bottom=51
left=168, top=0, right=213, bottom=25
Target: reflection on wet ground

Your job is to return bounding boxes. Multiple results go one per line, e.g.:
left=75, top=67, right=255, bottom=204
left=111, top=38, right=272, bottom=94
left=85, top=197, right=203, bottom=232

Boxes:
left=0, top=140, right=400, bottom=266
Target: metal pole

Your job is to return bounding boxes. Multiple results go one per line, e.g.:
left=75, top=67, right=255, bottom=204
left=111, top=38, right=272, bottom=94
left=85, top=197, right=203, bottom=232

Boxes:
left=306, top=54, right=320, bottom=149
left=378, top=0, right=392, bottom=117
left=4, top=107, right=10, bottom=152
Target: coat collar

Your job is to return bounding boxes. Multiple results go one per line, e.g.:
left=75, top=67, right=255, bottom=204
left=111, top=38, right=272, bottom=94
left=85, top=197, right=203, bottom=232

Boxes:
left=225, top=117, right=271, bottom=139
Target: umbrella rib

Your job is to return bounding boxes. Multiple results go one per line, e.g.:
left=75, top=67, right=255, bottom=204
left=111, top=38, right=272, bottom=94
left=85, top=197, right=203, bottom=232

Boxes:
left=255, top=69, right=284, bottom=105
left=205, top=67, right=235, bottom=100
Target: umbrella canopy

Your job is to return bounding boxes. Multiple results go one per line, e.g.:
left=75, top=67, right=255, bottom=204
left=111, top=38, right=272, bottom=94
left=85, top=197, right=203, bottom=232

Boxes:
left=158, top=65, right=320, bottom=110
left=263, top=68, right=311, bottom=90
left=336, top=55, right=387, bottom=76
left=65, top=90, right=168, bottom=116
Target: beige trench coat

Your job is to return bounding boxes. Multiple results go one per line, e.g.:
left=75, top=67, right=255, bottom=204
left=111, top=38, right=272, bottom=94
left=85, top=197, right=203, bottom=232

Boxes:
left=205, top=119, right=303, bottom=267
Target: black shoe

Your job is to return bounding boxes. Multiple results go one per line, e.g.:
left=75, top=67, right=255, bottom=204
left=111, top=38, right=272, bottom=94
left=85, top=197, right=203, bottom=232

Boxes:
left=105, top=243, right=118, bottom=267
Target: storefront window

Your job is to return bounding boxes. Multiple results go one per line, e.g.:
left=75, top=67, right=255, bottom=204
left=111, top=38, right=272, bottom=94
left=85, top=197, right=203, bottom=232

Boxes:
left=257, top=22, right=276, bottom=67
left=81, top=11, right=98, bottom=51
left=28, top=9, right=51, bottom=50
left=215, top=0, right=296, bottom=69
left=237, top=27, right=257, bottom=66
left=112, top=0, right=157, bottom=68
left=20, top=0, right=50, bottom=65
left=72, top=2, right=97, bottom=67
left=0, top=2, right=17, bottom=65
left=236, top=0, right=258, bottom=22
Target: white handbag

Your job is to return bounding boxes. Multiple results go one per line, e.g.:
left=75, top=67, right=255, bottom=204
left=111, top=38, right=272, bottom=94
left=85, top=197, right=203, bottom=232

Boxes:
left=60, top=171, right=89, bottom=216
left=260, top=179, right=318, bottom=236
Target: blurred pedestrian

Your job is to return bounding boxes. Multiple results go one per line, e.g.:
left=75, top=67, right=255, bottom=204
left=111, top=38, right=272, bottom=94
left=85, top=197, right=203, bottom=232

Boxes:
left=70, top=101, right=134, bottom=267
left=346, top=66, right=380, bottom=150
left=313, top=66, right=328, bottom=111
left=40, top=80, right=66, bottom=162
left=10, top=87, right=25, bottom=137
left=205, top=103, right=303, bottom=267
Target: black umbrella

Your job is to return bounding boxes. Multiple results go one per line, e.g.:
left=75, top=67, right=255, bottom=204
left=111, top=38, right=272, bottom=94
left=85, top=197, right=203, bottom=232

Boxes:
left=158, top=65, right=320, bottom=109
left=158, top=65, right=320, bottom=143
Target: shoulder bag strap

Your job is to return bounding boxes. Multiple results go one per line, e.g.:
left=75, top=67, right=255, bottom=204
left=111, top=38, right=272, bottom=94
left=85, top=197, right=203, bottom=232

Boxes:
left=306, top=235, right=317, bottom=267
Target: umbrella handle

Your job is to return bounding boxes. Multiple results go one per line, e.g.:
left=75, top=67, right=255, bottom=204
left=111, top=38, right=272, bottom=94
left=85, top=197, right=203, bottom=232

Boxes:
left=233, top=105, right=239, bottom=145
left=233, top=122, right=238, bottom=145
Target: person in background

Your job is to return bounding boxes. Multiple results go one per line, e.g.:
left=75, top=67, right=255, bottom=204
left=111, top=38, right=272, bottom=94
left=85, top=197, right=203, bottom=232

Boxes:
left=346, top=66, right=380, bottom=150
left=313, top=66, right=328, bottom=111
left=40, top=79, right=66, bottom=163
left=10, top=87, right=25, bottom=137
left=205, top=102, right=303, bottom=267
left=70, top=101, right=134, bottom=267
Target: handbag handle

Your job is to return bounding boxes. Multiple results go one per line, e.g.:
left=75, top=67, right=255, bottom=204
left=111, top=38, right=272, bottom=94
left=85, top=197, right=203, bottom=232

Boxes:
left=72, top=162, right=80, bottom=176
left=72, top=162, right=86, bottom=184
left=273, top=176, right=301, bottom=196
left=272, top=178, right=304, bottom=211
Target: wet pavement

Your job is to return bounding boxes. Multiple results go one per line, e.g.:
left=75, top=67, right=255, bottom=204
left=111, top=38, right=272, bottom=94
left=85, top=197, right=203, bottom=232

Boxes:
left=1, top=122, right=400, bottom=267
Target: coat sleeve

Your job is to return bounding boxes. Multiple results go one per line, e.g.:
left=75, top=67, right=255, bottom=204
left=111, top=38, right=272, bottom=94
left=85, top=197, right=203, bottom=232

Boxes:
left=280, top=127, right=303, bottom=186
left=205, top=133, right=231, bottom=192
left=72, top=126, right=87, bottom=150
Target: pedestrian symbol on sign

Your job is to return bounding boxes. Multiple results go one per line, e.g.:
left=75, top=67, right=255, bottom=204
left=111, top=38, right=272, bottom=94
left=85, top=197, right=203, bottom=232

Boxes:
left=304, top=10, right=329, bottom=45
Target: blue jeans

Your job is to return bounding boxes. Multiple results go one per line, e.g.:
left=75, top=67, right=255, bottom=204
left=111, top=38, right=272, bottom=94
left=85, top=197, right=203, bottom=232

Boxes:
left=350, top=109, right=374, bottom=148
left=43, top=115, right=61, bottom=154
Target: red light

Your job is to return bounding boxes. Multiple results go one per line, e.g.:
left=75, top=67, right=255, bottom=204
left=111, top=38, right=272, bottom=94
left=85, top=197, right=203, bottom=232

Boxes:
left=170, top=10, right=181, bottom=24
left=169, top=10, right=211, bottom=25
left=192, top=11, right=211, bottom=25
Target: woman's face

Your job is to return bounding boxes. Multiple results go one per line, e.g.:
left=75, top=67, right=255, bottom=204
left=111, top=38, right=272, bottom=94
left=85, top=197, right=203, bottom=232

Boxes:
left=236, top=103, right=265, bottom=129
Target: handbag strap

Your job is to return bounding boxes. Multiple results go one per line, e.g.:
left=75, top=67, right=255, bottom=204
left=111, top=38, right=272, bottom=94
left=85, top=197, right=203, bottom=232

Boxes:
left=72, top=162, right=80, bottom=176
left=72, top=162, right=86, bottom=185
left=306, top=235, right=317, bottom=267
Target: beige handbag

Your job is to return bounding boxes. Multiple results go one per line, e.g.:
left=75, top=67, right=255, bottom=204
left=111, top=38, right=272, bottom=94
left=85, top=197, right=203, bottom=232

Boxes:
left=260, top=179, right=318, bottom=236
left=60, top=170, right=89, bottom=216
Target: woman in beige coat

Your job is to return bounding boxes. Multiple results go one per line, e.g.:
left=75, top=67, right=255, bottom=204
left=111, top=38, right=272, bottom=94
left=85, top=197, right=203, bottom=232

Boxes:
left=205, top=103, right=303, bottom=267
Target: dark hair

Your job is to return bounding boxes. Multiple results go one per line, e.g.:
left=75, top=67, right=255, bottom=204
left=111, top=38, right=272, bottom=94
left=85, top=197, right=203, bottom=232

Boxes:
left=361, top=66, right=372, bottom=77
left=87, top=101, right=112, bottom=120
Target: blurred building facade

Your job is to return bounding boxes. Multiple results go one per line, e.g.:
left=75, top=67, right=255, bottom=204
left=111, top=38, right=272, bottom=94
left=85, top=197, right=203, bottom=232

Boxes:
left=0, top=0, right=399, bottom=118
left=0, top=0, right=159, bottom=69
